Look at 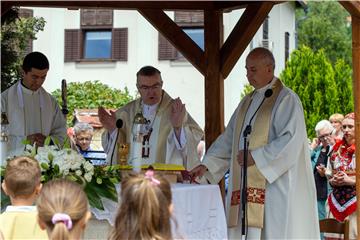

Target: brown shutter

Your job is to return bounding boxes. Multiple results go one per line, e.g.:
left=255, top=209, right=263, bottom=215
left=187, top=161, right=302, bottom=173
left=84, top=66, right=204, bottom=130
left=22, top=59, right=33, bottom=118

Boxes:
left=158, top=33, right=176, bottom=60
left=97, top=9, right=113, bottom=26
left=112, top=28, right=128, bottom=61
left=81, top=9, right=97, bottom=27
left=81, top=9, right=113, bottom=28
left=19, top=8, right=33, bottom=18
left=175, top=11, right=204, bottom=26
left=64, top=29, right=80, bottom=62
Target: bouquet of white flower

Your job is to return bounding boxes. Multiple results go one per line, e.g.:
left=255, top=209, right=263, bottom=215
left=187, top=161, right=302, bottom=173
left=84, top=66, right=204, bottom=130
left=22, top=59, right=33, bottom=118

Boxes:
left=1, top=137, right=121, bottom=210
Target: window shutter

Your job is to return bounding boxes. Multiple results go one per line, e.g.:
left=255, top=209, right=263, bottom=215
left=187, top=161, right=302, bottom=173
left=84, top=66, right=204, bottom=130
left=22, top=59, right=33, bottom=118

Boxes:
left=112, top=28, right=128, bottom=61
left=158, top=33, right=176, bottom=60
left=64, top=29, right=80, bottom=62
left=81, top=9, right=97, bottom=27
left=175, top=11, right=204, bottom=26
left=19, top=8, right=33, bottom=18
left=97, top=9, right=113, bottom=26
left=81, top=9, right=113, bottom=28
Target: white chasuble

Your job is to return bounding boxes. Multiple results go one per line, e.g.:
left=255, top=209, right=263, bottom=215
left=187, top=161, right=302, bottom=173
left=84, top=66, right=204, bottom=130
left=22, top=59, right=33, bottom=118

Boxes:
left=202, top=78, right=320, bottom=239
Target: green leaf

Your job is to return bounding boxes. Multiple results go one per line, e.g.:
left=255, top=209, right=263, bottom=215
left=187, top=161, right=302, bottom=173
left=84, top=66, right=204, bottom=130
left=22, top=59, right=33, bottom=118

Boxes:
left=40, top=162, right=49, bottom=170
left=44, top=136, right=52, bottom=146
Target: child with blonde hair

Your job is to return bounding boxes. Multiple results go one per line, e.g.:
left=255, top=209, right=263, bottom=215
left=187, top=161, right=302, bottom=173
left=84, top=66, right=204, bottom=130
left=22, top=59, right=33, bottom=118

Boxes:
left=109, top=170, right=175, bottom=240
left=0, top=156, right=47, bottom=239
left=37, top=179, right=91, bottom=240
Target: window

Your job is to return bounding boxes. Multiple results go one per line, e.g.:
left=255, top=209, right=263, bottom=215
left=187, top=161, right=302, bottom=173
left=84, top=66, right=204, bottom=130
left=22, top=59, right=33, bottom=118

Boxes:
left=158, top=11, right=204, bottom=61
left=285, top=32, right=290, bottom=66
left=64, top=9, right=128, bottom=62
left=263, top=16, right=269, bottom=40
left=84, top=31, right=112, bottom=59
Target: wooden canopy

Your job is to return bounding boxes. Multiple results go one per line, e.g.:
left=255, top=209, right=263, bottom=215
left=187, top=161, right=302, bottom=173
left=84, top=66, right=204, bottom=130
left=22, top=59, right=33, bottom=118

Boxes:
left=2, top=0, right=360, bottom=230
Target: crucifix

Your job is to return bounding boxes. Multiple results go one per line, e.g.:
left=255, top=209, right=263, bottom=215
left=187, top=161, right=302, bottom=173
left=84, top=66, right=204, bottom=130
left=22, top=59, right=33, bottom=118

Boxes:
left=142, top=128, right=152, bottom=158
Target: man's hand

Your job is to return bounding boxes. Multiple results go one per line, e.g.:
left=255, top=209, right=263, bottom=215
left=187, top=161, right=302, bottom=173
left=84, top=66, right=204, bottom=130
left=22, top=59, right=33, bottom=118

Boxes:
left=27, top=133, right=46, bottom=147
left=237, top=150, right=255, bottom=167
left=98, top=106, right=116, bottom=132
left=170, top=97, right=186, bottom=129
left=190, top=164, right=208, bottom=179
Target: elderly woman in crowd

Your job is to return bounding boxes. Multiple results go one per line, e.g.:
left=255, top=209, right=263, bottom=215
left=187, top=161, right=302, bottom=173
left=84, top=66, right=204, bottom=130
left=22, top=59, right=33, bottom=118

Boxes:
left=311, top=120, right=335, bottom=223
left=329, top=113, right=344, bottom=141
left=73, top=122, right=94, bottom=155
left=326, top=112, right=357, bottom=240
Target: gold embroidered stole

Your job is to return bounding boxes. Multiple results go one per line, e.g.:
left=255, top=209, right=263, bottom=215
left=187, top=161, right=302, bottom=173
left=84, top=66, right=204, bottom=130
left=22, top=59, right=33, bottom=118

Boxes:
left=228, top=79, right=283, bottom=228
left=115, top=92, right=173, bottom=164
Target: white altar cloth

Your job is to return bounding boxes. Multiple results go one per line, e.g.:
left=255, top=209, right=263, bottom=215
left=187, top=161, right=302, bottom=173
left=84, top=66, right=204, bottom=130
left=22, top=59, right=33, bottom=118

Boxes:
left=89, top=183, right=228, bottom=240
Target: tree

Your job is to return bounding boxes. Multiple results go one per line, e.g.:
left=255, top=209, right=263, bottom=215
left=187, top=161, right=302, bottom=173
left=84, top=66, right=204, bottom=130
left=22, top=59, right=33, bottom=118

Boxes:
left=296, top=1, right=352, bottom=65
left=279, top=46, right=354, bottom=138
left=333, top=59, right=354, bottom=114
left=1, top=7, right=46, bottom=92
left=51, top=81, right=134, bottom=126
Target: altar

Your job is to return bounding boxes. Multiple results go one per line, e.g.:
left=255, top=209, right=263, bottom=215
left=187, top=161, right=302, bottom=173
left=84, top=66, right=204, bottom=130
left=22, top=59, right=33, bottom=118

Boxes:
left=85, top=183, right=228, bottom=239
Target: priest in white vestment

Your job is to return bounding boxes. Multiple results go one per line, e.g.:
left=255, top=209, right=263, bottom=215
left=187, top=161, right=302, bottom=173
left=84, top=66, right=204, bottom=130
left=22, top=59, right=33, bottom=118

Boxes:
left=99, top=66, right=204, bottom=171
left=191, top=48, right=320, bottom=239
left=1, top=52, right=67, bottom=155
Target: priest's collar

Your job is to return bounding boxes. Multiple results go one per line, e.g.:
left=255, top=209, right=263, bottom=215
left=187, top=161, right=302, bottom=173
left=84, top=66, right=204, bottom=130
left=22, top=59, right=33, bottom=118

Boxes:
left=20, top=80, right=41, bottom=94
left=254, top=77, right=277, bottom=96
left=17, top=81, right=45, bottom=108
left=142, top=101, right=159, bottom=116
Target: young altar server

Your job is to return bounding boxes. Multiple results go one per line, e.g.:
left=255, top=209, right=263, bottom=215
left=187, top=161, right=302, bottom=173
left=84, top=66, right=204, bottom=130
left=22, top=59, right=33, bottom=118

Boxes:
left=37, top=179, right=91, bottom=240
left=109, top=170, right=178, bottom=240
left=1, top=51, right=66, bottom=154
left=0, top=156, right=47, bottom=239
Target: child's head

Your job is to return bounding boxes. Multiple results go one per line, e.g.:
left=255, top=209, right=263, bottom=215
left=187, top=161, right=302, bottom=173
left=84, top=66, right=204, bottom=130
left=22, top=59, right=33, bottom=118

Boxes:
left=2, top=156, right=41, bottom=202
left=110, top=170, right=173, bottom=240
left=37, top=179, right=91, bottom=240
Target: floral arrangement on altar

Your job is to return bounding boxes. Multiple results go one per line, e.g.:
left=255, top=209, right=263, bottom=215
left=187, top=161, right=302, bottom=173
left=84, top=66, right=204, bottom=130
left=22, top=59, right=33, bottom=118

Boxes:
left=1, top=137, right=121, bottom=210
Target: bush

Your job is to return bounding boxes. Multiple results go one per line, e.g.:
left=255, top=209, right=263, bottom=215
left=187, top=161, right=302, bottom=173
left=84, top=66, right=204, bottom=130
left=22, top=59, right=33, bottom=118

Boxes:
left=51, top=81, right=134, bottom=126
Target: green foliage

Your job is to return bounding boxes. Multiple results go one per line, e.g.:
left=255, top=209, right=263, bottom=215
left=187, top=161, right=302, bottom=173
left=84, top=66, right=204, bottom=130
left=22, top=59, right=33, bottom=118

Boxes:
left=296, top=1, right=352, bottom=65
left=1, top=8, right=46, bottom=91
left=240, top=84, right=254, bottom=99
left=280, top=46, right=353, bottom=138
left=51, top=81, right=134, bottom=126
left=333, top=59, right=354, bottom=114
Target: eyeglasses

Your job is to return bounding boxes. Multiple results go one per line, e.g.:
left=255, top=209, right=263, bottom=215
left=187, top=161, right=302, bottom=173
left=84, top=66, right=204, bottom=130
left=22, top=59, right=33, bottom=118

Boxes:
left=138, top=82, right=162, bottom=91
left=76, top=137, right=92, bottom=142
left=342, top=124, right=354, bottom=130
left=318, top=133, right=332, bottom=141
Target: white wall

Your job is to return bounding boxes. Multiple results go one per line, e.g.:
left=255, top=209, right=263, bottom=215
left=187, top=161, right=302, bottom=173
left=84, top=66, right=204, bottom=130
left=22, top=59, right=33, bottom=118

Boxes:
left=28, top=2, right=298, bottom=129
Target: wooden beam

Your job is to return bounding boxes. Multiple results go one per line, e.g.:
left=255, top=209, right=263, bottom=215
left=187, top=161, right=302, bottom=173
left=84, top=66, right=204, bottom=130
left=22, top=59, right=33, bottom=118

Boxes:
left=339, top=1, right=360, bottom=18
left=220, top=2, right=274, bottom=79
left=138, top=8, right=206, bottom=75
left=1, top=1, right=248, bottom=12
left=1, top=2, right=13, bottom=16
left=204, top=8, right=225, bottom=200
left=352, top=15, right=360, bottom=235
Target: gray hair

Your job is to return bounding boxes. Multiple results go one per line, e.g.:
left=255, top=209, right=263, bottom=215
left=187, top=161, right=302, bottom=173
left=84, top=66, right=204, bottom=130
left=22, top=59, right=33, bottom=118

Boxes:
left=73, top=122, right=94, bottom=135
left=315, top=120, right=334, bottom=136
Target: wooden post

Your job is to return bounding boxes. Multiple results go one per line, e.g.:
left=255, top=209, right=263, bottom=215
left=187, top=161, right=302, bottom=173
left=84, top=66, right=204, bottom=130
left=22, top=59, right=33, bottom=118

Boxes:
left=352, top=15, right=360, bottom=235
left=204, top=9, right=225, bottom=199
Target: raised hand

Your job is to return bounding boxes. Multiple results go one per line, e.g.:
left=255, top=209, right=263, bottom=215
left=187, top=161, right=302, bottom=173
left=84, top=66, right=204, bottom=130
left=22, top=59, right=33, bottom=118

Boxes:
left=170, top=97, right=186, bottom=129
left=98, top=106, right=116, bottom=132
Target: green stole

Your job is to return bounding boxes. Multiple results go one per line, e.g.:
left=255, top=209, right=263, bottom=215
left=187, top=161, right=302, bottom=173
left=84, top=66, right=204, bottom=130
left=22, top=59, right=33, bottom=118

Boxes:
left=228, top=79, right=283, bottom=228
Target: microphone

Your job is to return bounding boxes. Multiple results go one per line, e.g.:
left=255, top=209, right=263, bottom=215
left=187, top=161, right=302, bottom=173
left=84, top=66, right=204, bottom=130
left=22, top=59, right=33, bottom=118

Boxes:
left=110, top=119, right=124, bottom=165
left=243, top=88, right=273, bottom=137
left=61, top=79, right=69, bottom=115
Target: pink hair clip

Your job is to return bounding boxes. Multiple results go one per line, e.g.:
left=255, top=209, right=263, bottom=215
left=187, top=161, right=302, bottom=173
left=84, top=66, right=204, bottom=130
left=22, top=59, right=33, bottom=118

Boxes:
left=52, top=213, right=73, bottom=230
left=144, top=170, right=160, bottom=185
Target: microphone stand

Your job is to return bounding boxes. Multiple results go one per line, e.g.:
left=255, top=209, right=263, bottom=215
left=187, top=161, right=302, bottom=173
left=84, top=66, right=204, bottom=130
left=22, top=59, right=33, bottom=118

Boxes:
left=242, top=124, right=252, bottom=236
